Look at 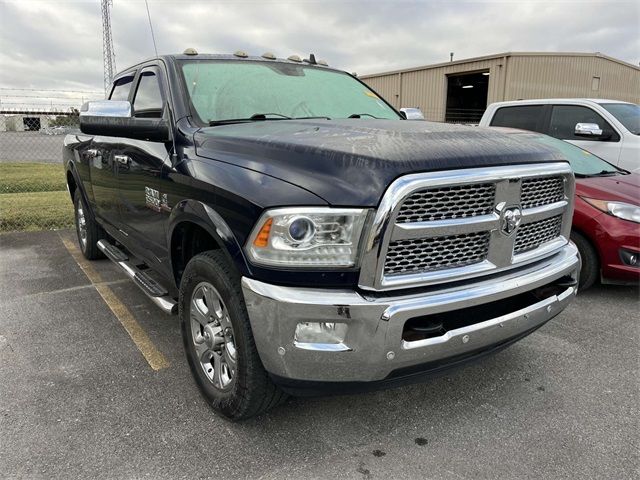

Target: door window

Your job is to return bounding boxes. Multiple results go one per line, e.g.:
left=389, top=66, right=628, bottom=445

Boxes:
left=109, top=75, right=134, bottom=101
left=489, top=105, right=545, bottom=132
left=132, top=68, right=164, bottom=117
left=549, top=105, right=619, bottom=142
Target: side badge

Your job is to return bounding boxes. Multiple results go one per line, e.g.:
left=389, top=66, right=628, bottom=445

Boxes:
left=145, top=187, right=172, bottom=212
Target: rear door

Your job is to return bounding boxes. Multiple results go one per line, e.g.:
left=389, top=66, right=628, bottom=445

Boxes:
left=89, top=73, right=135, bottom=229
left=546, top=104, right=622, bottom=166
left=116, top=65, right=173, bottom=266
left=488, top=105, right=547, bottom=133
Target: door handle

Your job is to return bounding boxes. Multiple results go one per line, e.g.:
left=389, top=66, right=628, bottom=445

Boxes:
left=114, top=154, right=130, bottom=166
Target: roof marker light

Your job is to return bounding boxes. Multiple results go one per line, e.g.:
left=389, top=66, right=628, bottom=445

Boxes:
left=234, top=50, right=248, bottom=58
left=183, top=48, right=198, bottom=55
left=317, top=59, right=328, bottom=66
left=287, top=55, right=302, bottom=62
left=262, top=52, right=276, bottom=60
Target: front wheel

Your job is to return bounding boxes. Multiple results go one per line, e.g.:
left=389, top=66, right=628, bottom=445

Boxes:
left=179, top=250, right=286, bottom=420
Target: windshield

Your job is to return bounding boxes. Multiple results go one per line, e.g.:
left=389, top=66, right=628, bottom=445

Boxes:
left=527, top=134, right=622, bottom=176
left=601, top=103, right=640, bottom=135
left=179, top=60, right=400, bottom=124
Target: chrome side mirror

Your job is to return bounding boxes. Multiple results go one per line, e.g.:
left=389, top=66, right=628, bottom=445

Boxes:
left=575, top=122, right=603, bottom=137
left=79, top=100, right=170, bottom=142
left=80, top=100, right=132, bottom=118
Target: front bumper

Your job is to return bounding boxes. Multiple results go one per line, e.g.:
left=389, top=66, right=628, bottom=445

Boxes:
left=242, top=243, right=580, bottom=385
left=590, top=213, right=640, bottom=284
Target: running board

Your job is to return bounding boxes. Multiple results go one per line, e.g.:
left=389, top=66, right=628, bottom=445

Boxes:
left=97, top=239, right=178, bottom=315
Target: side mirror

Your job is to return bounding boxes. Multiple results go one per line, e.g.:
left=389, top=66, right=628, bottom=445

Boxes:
left=80, top=100, right=170, bottom=142
left=399, top=110, right=407, bottom=120
left=574, top=122, right=603, bottom=137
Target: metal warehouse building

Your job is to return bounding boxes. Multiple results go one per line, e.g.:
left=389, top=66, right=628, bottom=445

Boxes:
left=361, top=52, right=640, bottom=123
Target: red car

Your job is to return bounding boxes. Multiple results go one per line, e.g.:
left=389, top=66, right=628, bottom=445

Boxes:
left=508, top=131, right=640, bottom=289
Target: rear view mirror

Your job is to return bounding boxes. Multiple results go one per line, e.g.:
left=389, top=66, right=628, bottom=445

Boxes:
left=574, top=122, right=603, bottom=137
left=81, top=100, right=131, bottom=118
left=79, top=100, right=170, bottom=142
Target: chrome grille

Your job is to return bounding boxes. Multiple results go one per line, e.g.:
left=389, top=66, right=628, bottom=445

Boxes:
left=358, top=163, right=574, bottom=291
left=521, top=176, right=564, bottom=209
left=396, top=183, right=495, bottom=222
left=385, top=232, right=490, bottom=275
left=514, top=215, right=563, bottom=254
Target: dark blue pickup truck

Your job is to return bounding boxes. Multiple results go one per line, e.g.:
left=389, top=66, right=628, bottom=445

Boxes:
left=64, top=50, right=580, bottom=420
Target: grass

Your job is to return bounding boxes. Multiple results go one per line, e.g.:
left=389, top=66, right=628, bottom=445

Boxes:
left=0, top=163, right=74, bottom=232
left=0, top=190, right=74, bottom=232
left=0, top=162, right=67, bottom=193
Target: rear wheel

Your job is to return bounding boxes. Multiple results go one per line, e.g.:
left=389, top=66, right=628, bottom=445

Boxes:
left=73, top=190, right=105, bottom=260
left=571, top=230, right=599, bottom=290
left=179, top=250, right=286, bottom=420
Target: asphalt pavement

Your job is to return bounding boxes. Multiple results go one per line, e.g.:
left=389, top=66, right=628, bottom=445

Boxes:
left=0, top=230, right=638, bottom=479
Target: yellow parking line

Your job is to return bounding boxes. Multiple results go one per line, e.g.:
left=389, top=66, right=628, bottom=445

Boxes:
left=60, top=234, right=170, bottom=371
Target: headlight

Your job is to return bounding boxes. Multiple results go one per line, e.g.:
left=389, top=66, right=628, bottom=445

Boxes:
left=246, top=207, right=369, bottom=267
left=582, top=197, right=640, bottom=224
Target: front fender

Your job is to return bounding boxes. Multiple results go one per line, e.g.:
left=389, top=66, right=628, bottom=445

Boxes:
left=167, top=199, right=252, bottom=281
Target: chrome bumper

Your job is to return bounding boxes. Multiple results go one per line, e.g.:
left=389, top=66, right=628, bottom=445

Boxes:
left=242, top=243, right=580, bottom=383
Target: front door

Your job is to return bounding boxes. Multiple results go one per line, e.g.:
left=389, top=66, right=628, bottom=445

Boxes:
left=87, top=73, right=136, bottom=230
left=548, top=105, right=622, bottom=166
left=116, top=65, right=173, bottom=267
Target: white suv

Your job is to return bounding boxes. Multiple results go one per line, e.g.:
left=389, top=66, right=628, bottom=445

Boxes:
left=479, top=99, right=640, bottom=172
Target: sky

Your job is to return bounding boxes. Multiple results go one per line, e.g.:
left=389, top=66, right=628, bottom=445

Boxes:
left=0, top=0, right=638, bottom=108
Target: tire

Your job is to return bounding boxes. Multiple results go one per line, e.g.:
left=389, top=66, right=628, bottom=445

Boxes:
left=73, top=190, right=105, bottom=260
left=571, top=230, right=599, bottom=290
left=179, top=250, right=287, bottom=420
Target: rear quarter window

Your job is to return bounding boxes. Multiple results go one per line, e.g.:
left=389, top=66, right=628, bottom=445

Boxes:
left=490, top=105, right=545, bottom=133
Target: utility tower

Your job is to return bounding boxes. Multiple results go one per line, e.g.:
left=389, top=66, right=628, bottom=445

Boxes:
left=101, top=0, right=116, bottom=97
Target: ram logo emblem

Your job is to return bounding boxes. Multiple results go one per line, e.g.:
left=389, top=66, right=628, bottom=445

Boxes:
left=501, top=206, right=522, bottom=236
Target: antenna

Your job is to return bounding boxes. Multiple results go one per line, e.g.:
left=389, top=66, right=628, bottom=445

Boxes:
left=101, top=0, right=116, bottom=97
left=144, top=0, right=159, bottom=58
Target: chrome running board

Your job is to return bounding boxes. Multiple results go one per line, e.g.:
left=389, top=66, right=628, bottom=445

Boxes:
left=97, top=239, right=178, bottom=315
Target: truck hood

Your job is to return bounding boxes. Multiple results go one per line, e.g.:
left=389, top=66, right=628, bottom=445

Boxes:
left=194, top=119, right=567, bottom=206
left=575, top=172, right=640, bottom=205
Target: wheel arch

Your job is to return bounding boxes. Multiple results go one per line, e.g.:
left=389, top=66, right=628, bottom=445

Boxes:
left=571, top=226, right=601, bottom=264
left=167, top=199, right=252, bottom=288
left=65, top=162, right=93, bottom=212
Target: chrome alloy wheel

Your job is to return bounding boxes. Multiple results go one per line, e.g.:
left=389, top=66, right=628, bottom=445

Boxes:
left=76, top=202, right=88, bottom=250
left=190, top=282, right=237, bottom=390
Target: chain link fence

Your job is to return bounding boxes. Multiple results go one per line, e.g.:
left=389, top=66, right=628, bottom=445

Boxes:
left=0, top=111, right=79, bottom=232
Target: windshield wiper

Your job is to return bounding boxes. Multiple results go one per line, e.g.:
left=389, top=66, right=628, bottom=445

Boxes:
left=591, top=169, right=619, bottom=177
left=209, top=113, right=292, bottom=126
left=293, top=116, right=332, bottom=120
left=575, top=169, right=619, bottom=178
left=348, top=113, right=381, bottom=119
left=250, top=113, right=292, bottom=120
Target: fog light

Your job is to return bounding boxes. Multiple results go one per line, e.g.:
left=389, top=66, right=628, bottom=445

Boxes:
left=620, top=249, right=639, bottom=267
left=294, top=322, right=347, bottom=344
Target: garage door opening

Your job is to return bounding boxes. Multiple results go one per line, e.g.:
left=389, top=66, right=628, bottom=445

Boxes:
left=445, top=70, right=489, bottom=124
